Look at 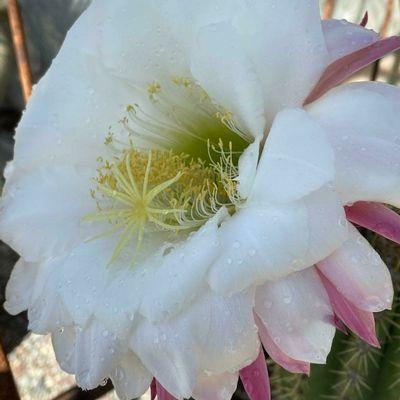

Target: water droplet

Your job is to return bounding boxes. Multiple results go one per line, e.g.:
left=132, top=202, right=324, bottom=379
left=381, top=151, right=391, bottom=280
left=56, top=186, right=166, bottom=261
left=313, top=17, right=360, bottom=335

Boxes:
left=264, top=301, right=273, bottom=309
left=283, top=296, right=292, bottom=304
left=249, top=249, right=256, bottom=257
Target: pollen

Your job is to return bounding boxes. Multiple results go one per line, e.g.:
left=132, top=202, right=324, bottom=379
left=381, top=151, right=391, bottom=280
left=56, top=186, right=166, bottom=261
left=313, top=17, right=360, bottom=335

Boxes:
left=84, top=144, right=239, bottom=265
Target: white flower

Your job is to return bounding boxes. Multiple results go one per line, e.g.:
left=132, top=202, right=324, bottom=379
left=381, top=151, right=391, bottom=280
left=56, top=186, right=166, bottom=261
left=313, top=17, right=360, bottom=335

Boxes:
left=2, top=1, right=400, bottom=399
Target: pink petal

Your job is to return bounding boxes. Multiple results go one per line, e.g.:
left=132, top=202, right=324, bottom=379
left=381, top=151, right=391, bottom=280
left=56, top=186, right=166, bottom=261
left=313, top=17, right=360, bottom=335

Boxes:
left=304, top=36, right=400, bottom=104
left=319, top=272, right=380, bottom=347
left=239, top=349, right=271, bottom=400
left=255, top=314, right=310, bottom=375
left=360, top=12, right=368, bottom=27
left=156, top=380, right=177, bottom=400
left=345, top=202, right=400, bottom=244
left=151, top=379, right=157, bottom=400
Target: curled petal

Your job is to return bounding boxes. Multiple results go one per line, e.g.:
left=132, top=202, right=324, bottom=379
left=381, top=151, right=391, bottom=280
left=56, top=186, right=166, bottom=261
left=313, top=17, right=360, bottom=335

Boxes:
left=319, top=273, right=380, bottom=348
left=239, top=349, right=271, bottom=400
left=345, top=202, right=400, bottom=244
left=255, top=314, right=310, bottom=375
left=304, top=36, right=400, bottom=104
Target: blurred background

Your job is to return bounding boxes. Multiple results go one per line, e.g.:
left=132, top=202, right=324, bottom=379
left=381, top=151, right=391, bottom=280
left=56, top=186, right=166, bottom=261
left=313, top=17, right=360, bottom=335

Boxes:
left=0, top=1, right=399, bottom=399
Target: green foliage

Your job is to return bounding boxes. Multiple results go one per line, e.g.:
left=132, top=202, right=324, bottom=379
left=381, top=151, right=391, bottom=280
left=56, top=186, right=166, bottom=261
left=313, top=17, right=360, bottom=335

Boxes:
left=269, top=233, right=400, bottom=400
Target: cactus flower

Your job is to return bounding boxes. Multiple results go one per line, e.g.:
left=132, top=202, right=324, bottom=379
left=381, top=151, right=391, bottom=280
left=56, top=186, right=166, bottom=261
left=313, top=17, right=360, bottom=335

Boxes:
left=2, top=1, right=400, bottom=399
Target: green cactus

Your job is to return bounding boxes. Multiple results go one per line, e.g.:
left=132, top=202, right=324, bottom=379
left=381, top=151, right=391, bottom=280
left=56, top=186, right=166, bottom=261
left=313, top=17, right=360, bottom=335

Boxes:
left=266, top=232, right=400, bottom=400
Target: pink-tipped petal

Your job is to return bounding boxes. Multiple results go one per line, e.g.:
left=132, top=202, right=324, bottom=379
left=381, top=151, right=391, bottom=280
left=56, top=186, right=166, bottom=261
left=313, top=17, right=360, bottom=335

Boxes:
left=151, top=379, right=157, bottom=400
left=318, top=225, right=393, bottom=312
left=255, top=314, right=310, bottom=375
left=360, top=12, right=368, bottom=27
left=156, top=380, right=177, bottom=400
left=304, top=36, right=400, bottom=104
left=239, top=349, right=271, bottom=400
left=319, top=273, right=380, bottom=348
left=345, top=202, right=400, bottom=244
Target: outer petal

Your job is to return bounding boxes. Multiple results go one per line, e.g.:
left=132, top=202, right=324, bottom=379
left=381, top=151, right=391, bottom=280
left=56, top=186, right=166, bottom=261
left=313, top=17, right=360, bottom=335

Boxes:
left=232, top=0, right=329, bottom=122
left=4, top=258, right=39, bottom=315
left=251, top=108, right=334, bottom=203
left=255, top=268, right=335, bottom=364
left=256, top=314, right=310, bottom=375
left=192, top=372, right=238, bottom=400
left=308, top=82, right=400, bottom=207
left=239, top=349, right=271, bottom=400
left=52, top=326, right=77, bottom=375
left=28, top=267, right=74, bottom=334
left=110, top=352, right=153, bottom=400
left=322, top=19, right=378, bottom=62
left=0, top=166, right=95, bottom=262
left=130, top=289, right=259, bottom=398
left=74, top=319, right=122, bottom=390
left=208, top=187, right=348, bottom=295
left=318, top=224, right=393, bottom=312
left=191, top=22, right=265, bottom=138
left=320, top=273, right=380, bottom=348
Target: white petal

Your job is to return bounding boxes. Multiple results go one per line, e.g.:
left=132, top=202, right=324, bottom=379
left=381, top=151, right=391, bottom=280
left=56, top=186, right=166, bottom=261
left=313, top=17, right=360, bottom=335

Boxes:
left=140, top=208, right=228, bottom=322
left=237, top=137, right=261, bottom=199
left=322, top=19, right=379, bottom=62
left=255, top=268, right=335, bottom=363
left=111, top=352, right=153, bottom=400
left=318, top=224, right=393, bottom=312
left=52, top=326, right=77, bottom=374
left=0, top=166, right=95, bottom=262
left=251, top=108, right=335, bottom=204
left=130, top=289, right=258, bottom=398
left=233, top=0, right=328, bottom=121
left=74, top=319, right=121, bottom=390
left=54, top=239, right=115, bottom=327
left=97, top=0, right=189, bottom=83
left=192, top=372, right=239, bottom=400
left=28, top=288, right=73, bottom=335
left=208, top=187, right=347, bottom=295
left=308, top=82, right=400, bottom=206
left=4, top=258, right=39, bottom=315
left=191, top=22, right=265, bottom=138
left=11, top=5, right=135, bottom=175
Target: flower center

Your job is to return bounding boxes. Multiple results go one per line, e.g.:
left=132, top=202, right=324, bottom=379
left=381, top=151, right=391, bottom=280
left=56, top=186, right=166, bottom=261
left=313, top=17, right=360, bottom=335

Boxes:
left=85, top=142, right=240, bottom=265
left=84, top=77, right=252, bottom=265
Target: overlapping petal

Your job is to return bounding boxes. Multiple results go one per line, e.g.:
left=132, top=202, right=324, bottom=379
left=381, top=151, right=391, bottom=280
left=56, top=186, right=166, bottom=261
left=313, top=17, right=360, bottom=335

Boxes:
left=318, top=225, right=393, bottom=312
left=308, top=82, right=400, bottom=207
left=254, top=268, right=335, bottom=364
left=208, top=187, right=348, bottom=295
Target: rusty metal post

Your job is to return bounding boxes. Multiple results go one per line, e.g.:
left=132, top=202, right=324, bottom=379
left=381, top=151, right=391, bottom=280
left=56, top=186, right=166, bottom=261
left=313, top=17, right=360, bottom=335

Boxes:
left=7, top=0, right=33, bottom=102
left=323, top=0, right=335, bottom=20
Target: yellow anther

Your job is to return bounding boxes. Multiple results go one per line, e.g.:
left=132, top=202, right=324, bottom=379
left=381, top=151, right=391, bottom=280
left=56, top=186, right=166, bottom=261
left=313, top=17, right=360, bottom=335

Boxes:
left=148, top=81, right=162, bottom=96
